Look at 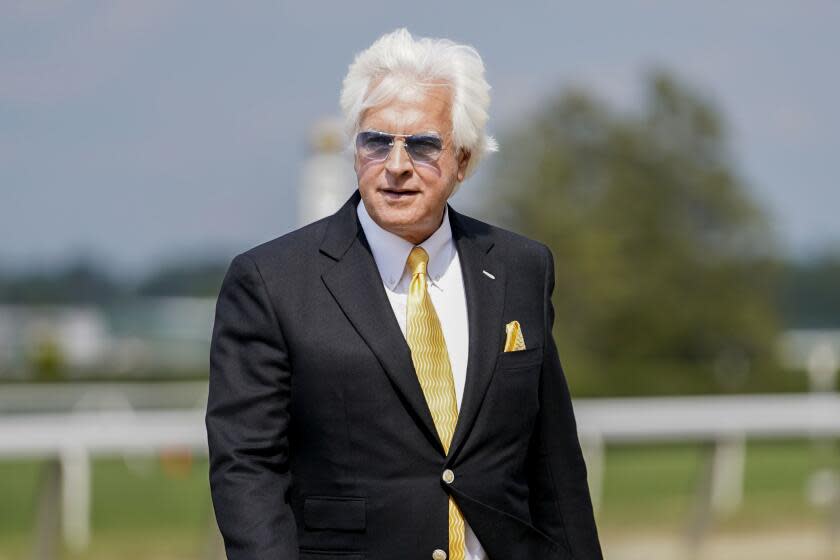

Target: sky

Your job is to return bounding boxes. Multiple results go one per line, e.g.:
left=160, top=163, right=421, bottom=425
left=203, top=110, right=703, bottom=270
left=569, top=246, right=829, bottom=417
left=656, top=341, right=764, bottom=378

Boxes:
left=2, top=1, right=838, bottom=273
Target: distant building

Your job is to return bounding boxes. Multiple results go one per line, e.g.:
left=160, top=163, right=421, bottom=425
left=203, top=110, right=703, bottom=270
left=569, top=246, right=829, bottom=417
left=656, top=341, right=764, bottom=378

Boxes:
left=0, top=298, right=215, bottom=380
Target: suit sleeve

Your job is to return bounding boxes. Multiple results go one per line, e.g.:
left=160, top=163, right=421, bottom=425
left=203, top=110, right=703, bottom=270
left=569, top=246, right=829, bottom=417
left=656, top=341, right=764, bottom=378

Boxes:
left=527, top=245, right=603, bottom=559
left=206, top=253, right=298, bottom=559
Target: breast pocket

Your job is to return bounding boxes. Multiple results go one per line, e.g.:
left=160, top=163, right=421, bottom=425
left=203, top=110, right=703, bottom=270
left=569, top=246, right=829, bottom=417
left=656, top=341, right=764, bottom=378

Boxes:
left=495, top=345, right=543, bottom=370
left=488, top=345, right=543, bottom=437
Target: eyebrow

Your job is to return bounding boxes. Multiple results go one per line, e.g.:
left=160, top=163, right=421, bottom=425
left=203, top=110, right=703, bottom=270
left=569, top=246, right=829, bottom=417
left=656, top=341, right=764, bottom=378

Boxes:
left=364, top=129, right=443, bottom=138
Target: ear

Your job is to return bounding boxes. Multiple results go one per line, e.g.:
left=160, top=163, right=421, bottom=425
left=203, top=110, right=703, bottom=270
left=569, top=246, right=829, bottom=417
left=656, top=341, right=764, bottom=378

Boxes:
left=456, top=149, right=471, bottom=182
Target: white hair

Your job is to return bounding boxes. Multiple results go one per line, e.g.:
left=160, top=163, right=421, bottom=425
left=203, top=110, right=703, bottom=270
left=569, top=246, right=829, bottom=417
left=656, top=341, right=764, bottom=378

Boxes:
left=340, top=28, right=498, bottom=184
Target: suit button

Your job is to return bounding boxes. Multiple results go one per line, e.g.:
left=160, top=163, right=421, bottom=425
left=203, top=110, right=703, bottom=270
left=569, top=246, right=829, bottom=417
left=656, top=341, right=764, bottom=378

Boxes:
left=432, top=549, right=447, bottom=560
left=442, top=469, right=455, bottom=484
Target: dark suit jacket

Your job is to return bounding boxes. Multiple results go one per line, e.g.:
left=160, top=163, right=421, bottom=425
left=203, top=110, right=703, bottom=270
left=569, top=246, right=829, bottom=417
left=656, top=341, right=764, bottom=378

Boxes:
left=206, top=189, right=602, bottom=560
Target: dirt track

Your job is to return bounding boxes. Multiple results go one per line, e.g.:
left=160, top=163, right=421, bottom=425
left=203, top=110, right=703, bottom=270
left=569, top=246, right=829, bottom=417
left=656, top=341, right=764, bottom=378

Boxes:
left=604, top=528, right=839, bottom=560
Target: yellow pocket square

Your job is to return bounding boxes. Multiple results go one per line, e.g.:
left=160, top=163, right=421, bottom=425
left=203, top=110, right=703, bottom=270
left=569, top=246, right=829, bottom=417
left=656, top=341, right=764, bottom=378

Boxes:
left=504, top=320, right=527, bottom=352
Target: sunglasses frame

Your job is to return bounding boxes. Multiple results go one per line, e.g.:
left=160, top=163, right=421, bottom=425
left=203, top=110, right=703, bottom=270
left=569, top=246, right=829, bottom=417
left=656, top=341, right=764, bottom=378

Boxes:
left=354, top=129, right=449, bottom=166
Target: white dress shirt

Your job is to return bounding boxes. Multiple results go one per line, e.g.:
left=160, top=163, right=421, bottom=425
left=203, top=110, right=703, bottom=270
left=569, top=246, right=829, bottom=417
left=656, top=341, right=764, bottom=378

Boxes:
left=357, top=199, right=487, bottom=560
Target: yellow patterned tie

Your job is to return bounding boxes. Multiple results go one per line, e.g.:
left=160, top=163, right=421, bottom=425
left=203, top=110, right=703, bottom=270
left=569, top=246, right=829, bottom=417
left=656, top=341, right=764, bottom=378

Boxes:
left=405, top=246, right=465, bottom=560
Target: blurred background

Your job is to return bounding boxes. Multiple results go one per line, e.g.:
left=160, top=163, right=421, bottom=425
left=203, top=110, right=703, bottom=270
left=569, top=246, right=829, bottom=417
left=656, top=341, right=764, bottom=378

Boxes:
left=2, top=2, right=839, bottom=559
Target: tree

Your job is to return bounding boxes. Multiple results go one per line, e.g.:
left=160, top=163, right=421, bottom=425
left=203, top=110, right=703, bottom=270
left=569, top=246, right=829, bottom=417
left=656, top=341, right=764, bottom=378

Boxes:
left=484, top=71, right=781, bottom=395
left=777, top=251, right=840, bottom=328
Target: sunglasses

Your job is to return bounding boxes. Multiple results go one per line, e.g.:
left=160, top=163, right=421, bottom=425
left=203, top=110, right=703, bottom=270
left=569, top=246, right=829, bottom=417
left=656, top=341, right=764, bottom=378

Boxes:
left=355, top=130, right=445, bottom=166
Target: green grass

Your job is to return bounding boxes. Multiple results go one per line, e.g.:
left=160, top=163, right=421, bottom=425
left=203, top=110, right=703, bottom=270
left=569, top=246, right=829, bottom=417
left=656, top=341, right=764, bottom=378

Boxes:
left=0, top=459, right=42, bottom=534
left=599, top=439, right=832, bottom=534
left=0, top=441, right=835, bottom=558
left=89, top=456, right=211, bottom=531
left=599, top=442, right=704, bottom=528
left=0, top=455, right=214, bottom=559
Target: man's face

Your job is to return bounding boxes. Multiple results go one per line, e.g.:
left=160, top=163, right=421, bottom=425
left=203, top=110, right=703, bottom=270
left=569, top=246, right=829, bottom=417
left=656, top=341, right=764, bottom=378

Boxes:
left=354, top=85, right=470, bottom=245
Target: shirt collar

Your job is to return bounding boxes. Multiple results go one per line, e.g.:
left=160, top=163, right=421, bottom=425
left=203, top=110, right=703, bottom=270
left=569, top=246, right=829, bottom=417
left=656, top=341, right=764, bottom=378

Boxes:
left=356, top=197, right=455, bottom=291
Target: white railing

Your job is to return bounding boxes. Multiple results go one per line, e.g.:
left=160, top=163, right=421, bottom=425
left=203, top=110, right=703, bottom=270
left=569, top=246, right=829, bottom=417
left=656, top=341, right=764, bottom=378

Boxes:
left=2, top=389, right=839, bottom=559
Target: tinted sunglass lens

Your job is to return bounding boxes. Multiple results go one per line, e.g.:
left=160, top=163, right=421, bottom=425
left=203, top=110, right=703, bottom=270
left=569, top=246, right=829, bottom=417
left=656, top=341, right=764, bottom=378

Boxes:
left=405, top=136, right=442, bottom=162
left=356, top=132, right=393, bottom=159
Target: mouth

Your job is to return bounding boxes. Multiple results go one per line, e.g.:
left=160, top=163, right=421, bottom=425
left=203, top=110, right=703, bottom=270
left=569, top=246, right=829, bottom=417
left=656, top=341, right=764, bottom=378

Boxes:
left=380, top=188, right=420, bottom=201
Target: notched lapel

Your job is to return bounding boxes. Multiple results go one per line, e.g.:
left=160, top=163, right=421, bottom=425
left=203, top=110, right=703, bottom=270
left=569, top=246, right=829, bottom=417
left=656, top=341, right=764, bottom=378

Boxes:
left=320, top=191, right=444, bottom=455
left=447, top=205, right=507, bottom=460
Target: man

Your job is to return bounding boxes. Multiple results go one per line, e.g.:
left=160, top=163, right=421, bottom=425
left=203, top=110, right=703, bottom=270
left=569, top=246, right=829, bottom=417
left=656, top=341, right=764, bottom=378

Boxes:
left=206, top=29, right=602, bottom=560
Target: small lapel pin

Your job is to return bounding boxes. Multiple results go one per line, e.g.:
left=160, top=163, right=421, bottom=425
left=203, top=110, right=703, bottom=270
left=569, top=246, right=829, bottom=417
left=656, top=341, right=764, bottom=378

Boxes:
left=482, top=270, right=496, bottom=280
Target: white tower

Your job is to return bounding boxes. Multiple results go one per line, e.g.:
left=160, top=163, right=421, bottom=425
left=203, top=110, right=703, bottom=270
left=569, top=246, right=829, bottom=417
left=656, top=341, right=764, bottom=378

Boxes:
left=298, top=117, right=356, bottom=227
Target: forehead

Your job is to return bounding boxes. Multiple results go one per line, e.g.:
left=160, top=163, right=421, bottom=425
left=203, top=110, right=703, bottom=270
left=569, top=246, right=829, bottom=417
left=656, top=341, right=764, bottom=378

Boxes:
left=359, top=84, right=453, bottom=135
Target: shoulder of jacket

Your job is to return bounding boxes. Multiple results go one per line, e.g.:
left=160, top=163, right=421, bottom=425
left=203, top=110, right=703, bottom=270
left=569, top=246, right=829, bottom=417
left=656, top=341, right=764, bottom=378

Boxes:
left=453, top=210, right=550, bottom=263
left=238, top=215, right=331, bottom=264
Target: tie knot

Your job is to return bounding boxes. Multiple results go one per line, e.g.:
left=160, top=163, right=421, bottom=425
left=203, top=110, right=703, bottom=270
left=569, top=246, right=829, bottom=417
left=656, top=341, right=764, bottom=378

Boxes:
left=407, top=246, right=429, bottom=276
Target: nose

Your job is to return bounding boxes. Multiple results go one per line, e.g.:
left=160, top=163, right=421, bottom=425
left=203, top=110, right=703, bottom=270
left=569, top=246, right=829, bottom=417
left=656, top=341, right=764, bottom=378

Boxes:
left=384, top=138, right=413, bottom=176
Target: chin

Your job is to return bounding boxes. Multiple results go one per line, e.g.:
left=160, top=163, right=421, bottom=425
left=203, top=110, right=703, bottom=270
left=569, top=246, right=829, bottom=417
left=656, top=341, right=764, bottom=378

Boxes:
left=378, top=206, right=422, bottom=228
left=378, top=211, right=414, bottom=228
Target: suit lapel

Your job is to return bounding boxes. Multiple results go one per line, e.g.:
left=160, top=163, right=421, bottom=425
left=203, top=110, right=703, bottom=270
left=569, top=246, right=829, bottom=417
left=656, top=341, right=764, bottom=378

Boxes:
left=447, top=204, right=507, bottom=460
left=319, top=190, right=507, bottom=459
left=320, top=190, right=444, bottom=454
